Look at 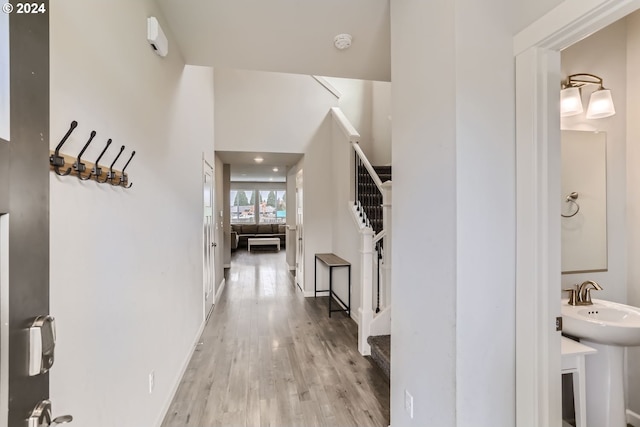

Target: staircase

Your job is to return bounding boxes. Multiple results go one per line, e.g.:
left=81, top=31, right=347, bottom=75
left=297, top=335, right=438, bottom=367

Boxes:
left=356, top=165, right=391, bottom=234
left=354, top=160, right=392, bottom=377
left=368, top=335, right=390, bottom=380
left=330, top=107, right=392, bottom=379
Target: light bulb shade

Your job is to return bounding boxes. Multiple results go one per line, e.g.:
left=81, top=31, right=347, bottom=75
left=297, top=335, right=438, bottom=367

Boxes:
left=560, top=87, right=583, bottom=117
left=586, top=89, right=615, bottom=119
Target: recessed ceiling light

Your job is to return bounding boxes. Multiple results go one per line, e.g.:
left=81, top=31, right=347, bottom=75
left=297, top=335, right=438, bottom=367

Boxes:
left=273, top=167, right=279, bottom=172
left=254, top=157, right=264, bottom=163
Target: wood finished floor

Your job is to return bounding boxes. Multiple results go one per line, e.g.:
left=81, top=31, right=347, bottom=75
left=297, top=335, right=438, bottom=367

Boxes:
left=161, top=249, right=390, bottom=427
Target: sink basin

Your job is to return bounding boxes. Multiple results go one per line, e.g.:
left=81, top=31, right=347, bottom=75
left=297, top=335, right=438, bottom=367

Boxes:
left=561, top=298, right=640, bottom=346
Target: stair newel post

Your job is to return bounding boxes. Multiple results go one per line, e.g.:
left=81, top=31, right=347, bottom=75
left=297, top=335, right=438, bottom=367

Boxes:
left=381, top=181, right=392, bottom=309
left=358, top=227, right=375, bottom=356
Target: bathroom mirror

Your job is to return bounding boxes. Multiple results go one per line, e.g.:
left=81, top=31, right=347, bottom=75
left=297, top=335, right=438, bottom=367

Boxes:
left=561, top=130, right=607, bottom=273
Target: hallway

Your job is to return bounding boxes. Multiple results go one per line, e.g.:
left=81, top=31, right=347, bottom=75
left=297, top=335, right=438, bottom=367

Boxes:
left=161, top=250, right=390, bottom=427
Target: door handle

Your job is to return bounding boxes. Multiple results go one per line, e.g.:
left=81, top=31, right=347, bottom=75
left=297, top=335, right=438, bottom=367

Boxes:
left=212, top=243, right=217, bottom=247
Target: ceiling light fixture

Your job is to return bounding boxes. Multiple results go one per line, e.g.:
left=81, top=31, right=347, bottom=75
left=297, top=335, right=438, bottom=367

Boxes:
left=561, top=73, right=615, bottom=119
left=334, top=34, right=352, bottom=50
left=272, top=167, right=279, bottom=172
left=254, top=157, right=264, bottom=163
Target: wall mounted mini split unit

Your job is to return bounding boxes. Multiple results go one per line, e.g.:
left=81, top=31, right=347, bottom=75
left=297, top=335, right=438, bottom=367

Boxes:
left=147, top=17, right=168, bottom=57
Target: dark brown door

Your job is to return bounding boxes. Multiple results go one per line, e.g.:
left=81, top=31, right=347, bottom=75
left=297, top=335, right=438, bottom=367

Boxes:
left=0, top=3, right=50, bottom=426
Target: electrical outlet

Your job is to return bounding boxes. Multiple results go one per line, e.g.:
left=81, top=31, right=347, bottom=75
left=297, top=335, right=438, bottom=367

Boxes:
left=405, top=389, right=414, bottom=419
left=148, top=371, right=155, bottom=394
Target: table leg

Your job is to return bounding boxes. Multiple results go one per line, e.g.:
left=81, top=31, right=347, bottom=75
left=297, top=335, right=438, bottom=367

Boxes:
left=348, top=265, right=351, bottom=316
left=329, top=266, right=332, bottom=318
left=314, top=257, right=317, bottom=297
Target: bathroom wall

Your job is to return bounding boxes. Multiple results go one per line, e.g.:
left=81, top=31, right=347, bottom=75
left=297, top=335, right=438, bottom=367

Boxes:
left=626, top=9, right=640, bottom=420
left=560, top=18, right=628, bottom=304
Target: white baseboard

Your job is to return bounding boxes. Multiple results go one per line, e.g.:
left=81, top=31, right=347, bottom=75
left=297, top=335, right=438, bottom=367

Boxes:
left=215, top=277, right=226, bottom=302
left=223, top=263, right=230, bottom=269
left=627, top=409, right=640, bottom=426
left=155, top=319, right=206, bottom=427
left=351, top=308, right=360, bottom=325
left=286, top=263, right=295, bottom=271
left=303, top=290, right=315, bottom=298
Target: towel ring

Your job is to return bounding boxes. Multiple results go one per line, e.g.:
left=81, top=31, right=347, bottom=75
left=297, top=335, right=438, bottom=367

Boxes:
left=561, top=192, right=580, bottom=218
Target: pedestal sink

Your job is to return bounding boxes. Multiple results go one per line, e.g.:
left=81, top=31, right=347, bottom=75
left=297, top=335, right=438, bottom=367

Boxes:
left=562, top=298, right=640, bottom=427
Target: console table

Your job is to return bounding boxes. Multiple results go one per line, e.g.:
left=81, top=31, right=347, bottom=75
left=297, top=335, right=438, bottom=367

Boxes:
left=314, top=253, right=351, bottom=317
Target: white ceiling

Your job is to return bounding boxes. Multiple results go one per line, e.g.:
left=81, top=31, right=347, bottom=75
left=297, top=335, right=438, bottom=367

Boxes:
left=217, top=151, right=303, bottom=182
left=155, top=0, right=391, bottom=81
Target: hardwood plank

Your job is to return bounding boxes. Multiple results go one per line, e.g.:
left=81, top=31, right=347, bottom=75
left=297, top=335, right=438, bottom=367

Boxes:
left=161, top=250, right=389, bottom=427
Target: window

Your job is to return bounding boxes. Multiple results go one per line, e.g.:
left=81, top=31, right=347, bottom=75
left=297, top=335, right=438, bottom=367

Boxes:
left=230, top=190, right=254, bottom=224
left=230, top=188, right=286, bottom=224
left=258, top=190, right=286, bottom=224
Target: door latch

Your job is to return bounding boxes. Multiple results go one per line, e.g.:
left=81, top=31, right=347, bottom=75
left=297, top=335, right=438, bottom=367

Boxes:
left=556, top=316, right=563, bottom=332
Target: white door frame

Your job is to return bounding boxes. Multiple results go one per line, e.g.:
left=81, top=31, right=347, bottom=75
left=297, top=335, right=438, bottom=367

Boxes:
left=203, top=159, right=215, bottom=320
left=295, top=170, right=304, bottom=291
left=514, top=1, right=640, bottom=425
left=0, top=214, right=8, bottom=427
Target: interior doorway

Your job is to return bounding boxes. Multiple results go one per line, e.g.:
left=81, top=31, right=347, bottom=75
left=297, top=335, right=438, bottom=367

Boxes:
left=295, top=169, right=304, bottom=291
left=203, top=160, right=215, bottom=319
left=514, top=1, right=640, bottom=425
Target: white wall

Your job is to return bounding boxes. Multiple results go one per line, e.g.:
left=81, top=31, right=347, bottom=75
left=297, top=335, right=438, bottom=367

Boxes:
left=560, top=18, right=628, bottom=303
left=514, top=0, right=564, bottom=33
left=390, top=0, right=515, bottom=426
left=330, top=119, right=362, bottom=321
left=49, top=2, right=214, bottom=426
left=454, top=0, right=516, bottom=424
left=626, top=8, right=640, bottom=418
left=214, top=69, right=337, bottom=153
left=323, top=76, right=392, bottom=166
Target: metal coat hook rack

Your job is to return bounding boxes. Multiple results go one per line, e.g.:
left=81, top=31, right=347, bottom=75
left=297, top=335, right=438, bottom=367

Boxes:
left=49, top=121, right=78, bottom=176
left=119, top=151, right=136, bottom=188
left=101, top=145, right=124, bottom=184
left=73, top=130, right=96, bottom=180
left=49, top=121, right=137, bottom=189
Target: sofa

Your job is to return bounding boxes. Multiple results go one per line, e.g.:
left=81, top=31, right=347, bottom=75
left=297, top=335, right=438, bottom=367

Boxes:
left=231, top=223, right=287, bottom=250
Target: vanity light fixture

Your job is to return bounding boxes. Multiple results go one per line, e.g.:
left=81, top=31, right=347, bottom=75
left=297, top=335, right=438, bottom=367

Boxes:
left=561, top=73, right=615, bottom=119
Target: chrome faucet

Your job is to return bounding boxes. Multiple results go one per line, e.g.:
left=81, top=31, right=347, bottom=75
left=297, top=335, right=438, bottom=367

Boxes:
left=564, top=280, right=603, bottom=305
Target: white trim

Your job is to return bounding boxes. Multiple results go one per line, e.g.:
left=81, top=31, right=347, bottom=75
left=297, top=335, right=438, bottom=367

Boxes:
left=626, top=409, right=640, bottom=426
left=286, top=263, right=296, bottom=271
left=223, top=263, right=231, bottom=269
left=215, top=277, right=226, bottom=302
left=515, top=46, right=563, bottom=427
left=514, top=2, right=640, bottom=426
left=0, top=215, right=8, bottom=427
left=330, top=107, right=360, bottom=141
left=303, top=290, right=315, bottom=298
left=311, top=76, right=341, bottom=99
left=514, top=0, right=640, bottom=55
left=351, top=308, right=360, bottom=325
left=154, top=319, right=206, bottom=427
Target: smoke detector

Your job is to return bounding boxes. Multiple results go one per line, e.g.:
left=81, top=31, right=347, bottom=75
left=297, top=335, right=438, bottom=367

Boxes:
left=334, top=34, right=352, bottom=50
